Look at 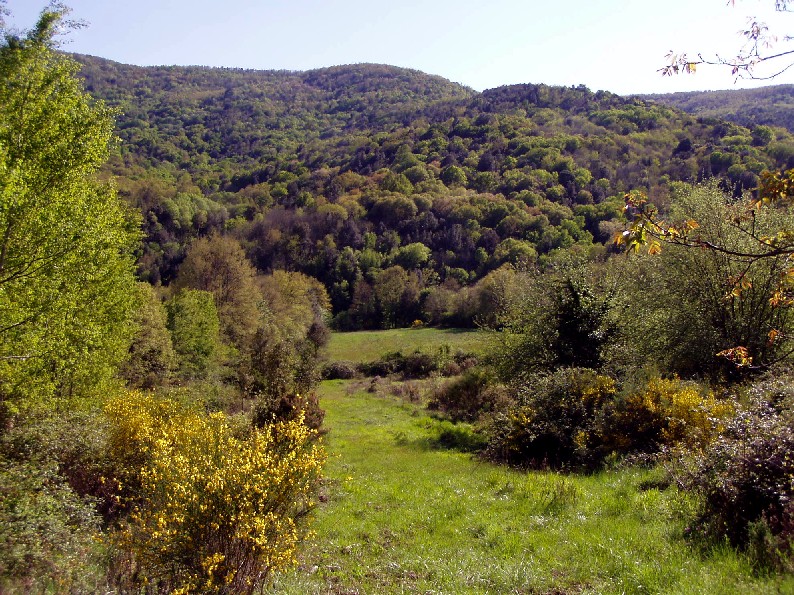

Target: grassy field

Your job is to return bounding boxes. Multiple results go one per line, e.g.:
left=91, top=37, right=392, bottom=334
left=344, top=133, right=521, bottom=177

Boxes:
left=271, top=380, right=792, bottom=594
left=324, top=327, right=493, bottom=363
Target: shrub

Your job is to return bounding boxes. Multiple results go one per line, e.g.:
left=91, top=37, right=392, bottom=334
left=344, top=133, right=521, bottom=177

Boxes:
left=358, top=348, right=478, bottom=380
left=0, top=459, right=105, bottom=593
left=670, top=388, right=794, bottom=570
left=359, top=350, right=440, bottom=379
left=105, top=392, right=325, bottom=594
left=321, top=360, right=358, bottom=380
left=428, top=369, right=508, bottom=422
left=600, top=377, right=734, bottom=454
left=252, top=390, right=325, bottom=433
left=241, top=327, right=325, bottom=430
left=484, top=368, right=616, bottom=469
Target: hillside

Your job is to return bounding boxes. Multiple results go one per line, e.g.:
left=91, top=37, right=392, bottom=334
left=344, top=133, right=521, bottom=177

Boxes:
left=641, top=84, right=794, bottom=131
left=73, top=55, right=794, bottom=327
left=9, top=10, right=794, bottom=592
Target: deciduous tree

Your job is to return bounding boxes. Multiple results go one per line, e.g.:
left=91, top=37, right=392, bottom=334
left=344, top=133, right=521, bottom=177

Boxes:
left=0, top=7, right=138, bottom=408
left=174, top=234, right=260, bottom=350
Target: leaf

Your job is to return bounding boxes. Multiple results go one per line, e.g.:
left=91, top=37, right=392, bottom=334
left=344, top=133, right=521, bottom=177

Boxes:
left=716, top=346, right=753, bottom=367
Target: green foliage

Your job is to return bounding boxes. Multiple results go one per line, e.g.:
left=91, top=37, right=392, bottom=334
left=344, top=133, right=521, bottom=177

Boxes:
left=428, top=368, right=507, bottom=422
left=471, top=265, right=521, bottom=329
left=357, top=348, right=466, bottom=380
left=379, top=171, right=413, bottom=194
left=0, top=15, right=138, bottom=408
left=0, top=458, right=104, bottom=593
left=119, top=282, right=177, bottom=389
left=482, top=370, right=733, bottom=469
left=485, top=368, right=617, bottom=469
left=245, top=324, right=326, bottom=431
left=65, top=54, right=794, bottom=330
left=551, top=276, right=615, bottom=369
left=440, top=164, right=467, bottom=187
left=321, top=360, right=359, bottom=380
left=492, top=264, right=618, bottom=379
left=393, top=241, right=431, bottom=270
left=258, top=270, right=331, bottom=342
left=166, top=289, right=221, bottom=380
left=174, top=234, right=260, bottom=350
left=374, top=265, right=419, bottom=328
left=0, top=406, right=115, bottom=593
left=644, top=85, right=794, bottom=133
left=622, top=183, right=794, bottom=379
left=243, top=270, right=331, bottom=429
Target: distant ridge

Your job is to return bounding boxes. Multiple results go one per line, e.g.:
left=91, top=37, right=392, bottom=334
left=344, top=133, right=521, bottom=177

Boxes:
left=640, top=85, right=794, bottom=132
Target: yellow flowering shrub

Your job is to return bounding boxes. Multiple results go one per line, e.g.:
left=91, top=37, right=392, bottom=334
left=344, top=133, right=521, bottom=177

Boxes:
left=603, top=377, right=734, bottom=453
left=105, top=392, right=326, bottom=594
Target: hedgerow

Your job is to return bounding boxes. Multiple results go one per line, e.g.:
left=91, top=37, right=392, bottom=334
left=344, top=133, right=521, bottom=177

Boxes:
left=482, top=370, right=734, bottom=469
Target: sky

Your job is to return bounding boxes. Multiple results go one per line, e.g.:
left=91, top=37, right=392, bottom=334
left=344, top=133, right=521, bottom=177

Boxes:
left=4, top=0, right=793, bottom=96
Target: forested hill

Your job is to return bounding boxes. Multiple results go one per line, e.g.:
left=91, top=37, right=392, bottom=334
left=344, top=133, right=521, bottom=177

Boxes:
left=641, top=85, right=794, bottom=132
left=73, top=54, right=794, bottom=327
left=75, top=55, right=475, bottom=168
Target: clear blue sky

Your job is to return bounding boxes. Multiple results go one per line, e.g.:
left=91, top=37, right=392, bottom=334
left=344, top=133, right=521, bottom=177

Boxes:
left=4, top=0, right=792, bottom=95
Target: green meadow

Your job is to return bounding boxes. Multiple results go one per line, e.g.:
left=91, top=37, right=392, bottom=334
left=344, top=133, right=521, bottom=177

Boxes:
left=324, top=327, right=493, bottom=363
left=271, top=377, right=793, bottom=594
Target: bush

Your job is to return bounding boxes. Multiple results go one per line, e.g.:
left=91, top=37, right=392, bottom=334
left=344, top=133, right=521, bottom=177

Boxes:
left=600, top=377, right=734, bottom=455
left=252, top=390, right=325, bottom=432
left=483, top=371, right=735, bottom=470
left=358, top=350, right=439, bottom=379
left=0, top=411, right=115, bottom=592
left=321, top=360, right=359, bottom=380
left=428, top=369, right=509, bottom=422
left=0, top=459, right=105, bottom=593
left=670, top=386, right=794, bottom=570
left=105, top=392, right=326, bottom=593
left=484, top=368, right=616, bottom=469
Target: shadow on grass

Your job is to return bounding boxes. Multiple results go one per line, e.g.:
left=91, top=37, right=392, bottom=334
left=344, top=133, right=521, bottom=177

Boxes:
left=393, top=419, right=487, bottom=453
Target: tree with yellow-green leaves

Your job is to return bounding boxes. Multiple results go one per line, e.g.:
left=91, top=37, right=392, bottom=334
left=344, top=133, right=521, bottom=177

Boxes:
left=0, top=5, right=139, bottom=412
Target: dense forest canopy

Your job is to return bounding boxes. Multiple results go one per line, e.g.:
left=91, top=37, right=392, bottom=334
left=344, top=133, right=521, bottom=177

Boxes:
left=70, top=55, right=794, bottom=331
left=642, top=85, right=794, bottom=132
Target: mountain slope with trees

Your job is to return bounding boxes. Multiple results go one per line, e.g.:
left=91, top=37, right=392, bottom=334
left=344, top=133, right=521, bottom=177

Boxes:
left=72, top=55, right=794, bottom=329
left=641, top=84, right=794, bottom=132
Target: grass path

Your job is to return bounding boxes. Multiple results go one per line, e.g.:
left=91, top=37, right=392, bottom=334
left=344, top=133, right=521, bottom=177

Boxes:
left=271, top=380, right=792, bottom=594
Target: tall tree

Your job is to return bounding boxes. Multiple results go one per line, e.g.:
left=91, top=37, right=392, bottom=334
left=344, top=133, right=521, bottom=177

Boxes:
left=119, top=283, right=177, bottom=388
left=173, top=234, right=260, bottom=350
left=0, top=6, right=138, bottom=409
